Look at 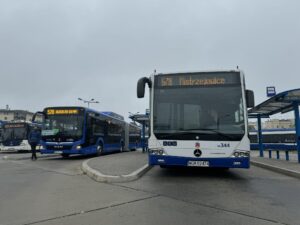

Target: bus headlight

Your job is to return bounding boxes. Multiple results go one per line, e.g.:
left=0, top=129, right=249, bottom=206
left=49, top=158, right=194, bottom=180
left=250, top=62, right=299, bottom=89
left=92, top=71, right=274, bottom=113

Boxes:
left=234, top=152, right=240, bottom=157
left=37, top=145, right=44, bottom=150
left=149, top=148, right=166, bottom=155
left=76, top=145, right=82, bottom=150
left=232, top=151, right=249, bottom=158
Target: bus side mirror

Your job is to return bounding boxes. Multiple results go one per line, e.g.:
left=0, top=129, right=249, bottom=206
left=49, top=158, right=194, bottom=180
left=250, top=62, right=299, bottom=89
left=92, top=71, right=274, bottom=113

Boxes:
left=137, top=77, right=152, bottom=98
left=246, top=90, right=255, bottom=108
left=32, top=112, right=45, bottom=123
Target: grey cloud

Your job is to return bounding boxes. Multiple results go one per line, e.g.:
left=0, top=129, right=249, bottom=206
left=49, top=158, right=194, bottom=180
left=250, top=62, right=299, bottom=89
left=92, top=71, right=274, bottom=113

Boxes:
left=0, top=0, right=299, bottom=119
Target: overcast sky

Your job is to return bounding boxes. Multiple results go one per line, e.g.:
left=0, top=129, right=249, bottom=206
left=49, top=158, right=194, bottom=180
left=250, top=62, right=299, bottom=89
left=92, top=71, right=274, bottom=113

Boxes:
left=0, top=0, right=299, bottom=121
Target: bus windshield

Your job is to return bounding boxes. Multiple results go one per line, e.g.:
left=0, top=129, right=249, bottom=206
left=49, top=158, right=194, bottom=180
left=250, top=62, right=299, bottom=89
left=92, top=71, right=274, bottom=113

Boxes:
left=42, top=114, right=84, bottom=141
left=1, top=123, right=28, bottom=146
left=153, top=85, right=245, bottom=141
left=2, top=127, right=27, bottom=142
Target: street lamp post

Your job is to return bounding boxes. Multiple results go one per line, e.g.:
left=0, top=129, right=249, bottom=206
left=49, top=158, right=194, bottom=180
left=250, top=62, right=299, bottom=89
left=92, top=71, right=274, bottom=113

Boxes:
left=78, top=98, right=99, bottom=108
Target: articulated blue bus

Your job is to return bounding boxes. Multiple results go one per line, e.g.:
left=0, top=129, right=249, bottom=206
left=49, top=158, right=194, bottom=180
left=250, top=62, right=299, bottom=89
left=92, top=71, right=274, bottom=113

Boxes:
left=34, top=107, right=127, bottom=157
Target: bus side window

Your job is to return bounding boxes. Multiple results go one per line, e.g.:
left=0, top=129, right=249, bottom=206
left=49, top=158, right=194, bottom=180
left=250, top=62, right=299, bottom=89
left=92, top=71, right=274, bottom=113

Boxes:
left=93, top=118, right=105, bottom=136
left=86, top=116, right=93, bottom=138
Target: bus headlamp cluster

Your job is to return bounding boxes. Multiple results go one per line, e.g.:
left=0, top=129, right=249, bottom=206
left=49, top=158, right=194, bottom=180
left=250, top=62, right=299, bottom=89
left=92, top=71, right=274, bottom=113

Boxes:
left=37, top=145, right=45, bottom=150
left=149, top=148, right=166, bottom=156
left=76, top=145, right=82, bottom=150
left=232, top=151, right=249, bottom=158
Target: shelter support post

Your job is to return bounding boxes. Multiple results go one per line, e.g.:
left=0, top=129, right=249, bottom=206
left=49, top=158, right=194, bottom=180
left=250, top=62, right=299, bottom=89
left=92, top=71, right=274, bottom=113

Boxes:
left=294, top=102, right=300, bottom=163
left=257, top=114, right=264, bottom=157
left=142, top=121, right=146, bottom=153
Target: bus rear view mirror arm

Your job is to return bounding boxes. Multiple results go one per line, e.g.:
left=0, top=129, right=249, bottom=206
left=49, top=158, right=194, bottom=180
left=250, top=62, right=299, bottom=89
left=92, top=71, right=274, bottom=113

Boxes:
left=137, top=77, right=152, bottom=98
left=32, top=112, right=45, bottom=123
left=246, top=89, right=255, bottom=108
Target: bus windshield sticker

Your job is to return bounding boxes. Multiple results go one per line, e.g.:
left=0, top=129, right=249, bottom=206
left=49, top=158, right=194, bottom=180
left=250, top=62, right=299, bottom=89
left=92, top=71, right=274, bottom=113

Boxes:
left=42, top=129, right=59, bottom=136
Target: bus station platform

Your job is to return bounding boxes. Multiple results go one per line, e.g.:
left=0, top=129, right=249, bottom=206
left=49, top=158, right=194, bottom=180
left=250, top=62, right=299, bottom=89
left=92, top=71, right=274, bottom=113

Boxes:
left=81, top=150, right=151, bottom=183
left=251, top=151, right=300, bottom=179
left=82, top=149, right=300, bottom=182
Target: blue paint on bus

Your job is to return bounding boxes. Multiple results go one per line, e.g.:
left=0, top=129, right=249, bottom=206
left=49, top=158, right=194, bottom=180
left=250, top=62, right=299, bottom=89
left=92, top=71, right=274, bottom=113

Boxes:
left=38, top=107, right=126, bottom=157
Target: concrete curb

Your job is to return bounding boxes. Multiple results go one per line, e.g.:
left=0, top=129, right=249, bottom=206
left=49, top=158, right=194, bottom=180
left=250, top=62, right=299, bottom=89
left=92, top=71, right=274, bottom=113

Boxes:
left=2, top=154, right=59, bottom=161
left=251, top=160, right=300, bottom=179
left=81, top=158, right=152, bottom=183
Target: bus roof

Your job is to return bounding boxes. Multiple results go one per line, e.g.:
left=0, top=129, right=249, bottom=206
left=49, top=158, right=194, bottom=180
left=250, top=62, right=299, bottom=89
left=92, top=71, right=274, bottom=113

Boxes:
left=155, top=69, right=242, bottom=76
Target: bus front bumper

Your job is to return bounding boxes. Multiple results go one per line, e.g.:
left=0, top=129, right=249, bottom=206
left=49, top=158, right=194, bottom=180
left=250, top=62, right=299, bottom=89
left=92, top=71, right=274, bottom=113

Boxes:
left=149, top=155, right=250, bottom=168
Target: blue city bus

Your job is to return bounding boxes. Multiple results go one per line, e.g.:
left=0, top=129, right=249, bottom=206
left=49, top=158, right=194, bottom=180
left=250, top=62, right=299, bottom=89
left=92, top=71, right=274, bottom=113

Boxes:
left=34, top=106, right=126, bottom=157
left=128, top=122, right=142, bottom=150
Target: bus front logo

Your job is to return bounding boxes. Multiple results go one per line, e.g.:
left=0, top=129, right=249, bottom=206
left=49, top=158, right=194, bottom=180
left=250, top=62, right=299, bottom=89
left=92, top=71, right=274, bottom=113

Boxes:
left=194, top=143, right=201, bottom=157
left=194, top=149, right=202, bottom=157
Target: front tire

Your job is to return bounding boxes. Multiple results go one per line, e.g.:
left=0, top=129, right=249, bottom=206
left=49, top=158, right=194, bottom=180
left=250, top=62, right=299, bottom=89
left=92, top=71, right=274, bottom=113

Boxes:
left=96, top=144, right=103, bottom=156
left=120, top=142, right=125, bottom=152
left=62, top=153, right=69, bottom=158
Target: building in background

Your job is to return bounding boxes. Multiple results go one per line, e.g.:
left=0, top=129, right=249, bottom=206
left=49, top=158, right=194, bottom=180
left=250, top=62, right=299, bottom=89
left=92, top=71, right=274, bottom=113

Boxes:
left=248, top=119, right=295, bottom=131
left=0, top=109, right=34, bottom=122
left=248, top=121, right=257, bottom=131
left=264, top=119, right=294, bottom=129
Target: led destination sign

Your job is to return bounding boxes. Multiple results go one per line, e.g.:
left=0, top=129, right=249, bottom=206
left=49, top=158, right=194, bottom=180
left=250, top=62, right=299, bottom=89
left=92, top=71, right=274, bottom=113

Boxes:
left=156, top=72, right=240, bottom=87
left=4, top=123, right=25, bottom=129
left=46, top=109, right=79, bottom=115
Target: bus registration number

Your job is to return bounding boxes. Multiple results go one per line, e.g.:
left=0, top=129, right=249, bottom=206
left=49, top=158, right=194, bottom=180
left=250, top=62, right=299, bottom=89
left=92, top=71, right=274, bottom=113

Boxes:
left=187, top=161, right=209, bottom=167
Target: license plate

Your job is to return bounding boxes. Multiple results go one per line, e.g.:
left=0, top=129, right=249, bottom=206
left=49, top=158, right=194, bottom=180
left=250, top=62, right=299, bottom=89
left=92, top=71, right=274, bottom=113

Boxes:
left=187, top=161, right=209, bottom=167
left=55, top=151, right=63, bottom=154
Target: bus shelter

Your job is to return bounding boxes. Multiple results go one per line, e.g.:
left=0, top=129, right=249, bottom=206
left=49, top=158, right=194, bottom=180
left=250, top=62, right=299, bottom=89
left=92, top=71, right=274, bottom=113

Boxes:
left=248, top=89, right=300, bottom=163
left=128, top=114, right=149, bottom=152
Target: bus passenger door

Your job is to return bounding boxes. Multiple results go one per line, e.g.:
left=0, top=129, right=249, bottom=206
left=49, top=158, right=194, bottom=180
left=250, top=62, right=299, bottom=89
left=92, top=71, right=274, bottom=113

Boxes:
left=86, top=116, right=96, bottom=146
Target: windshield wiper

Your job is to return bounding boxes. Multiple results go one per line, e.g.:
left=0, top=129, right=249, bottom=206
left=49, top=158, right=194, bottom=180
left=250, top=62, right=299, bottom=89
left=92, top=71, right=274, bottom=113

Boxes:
left=180, top=128, right=239, bottom=140
left=157, top=128, right=239, bottom=140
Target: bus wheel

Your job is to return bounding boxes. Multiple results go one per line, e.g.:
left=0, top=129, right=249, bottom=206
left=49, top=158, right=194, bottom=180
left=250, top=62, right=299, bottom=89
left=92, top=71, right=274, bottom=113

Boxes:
left=219, top=167, right=230, bottom=171
left=96, top=144, right=103, bottom=156
left=120, top=143, right=124, bottom=152
left=62, top=153, right=69, bottom=158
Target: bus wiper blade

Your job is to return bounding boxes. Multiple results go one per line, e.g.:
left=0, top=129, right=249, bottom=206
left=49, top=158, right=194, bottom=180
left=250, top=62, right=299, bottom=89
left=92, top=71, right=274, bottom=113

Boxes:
left=155, top=129, right=239, bottom=140
left=179, top=128, right=238, bottom=140
left=156, top=131, right=197, bottom=138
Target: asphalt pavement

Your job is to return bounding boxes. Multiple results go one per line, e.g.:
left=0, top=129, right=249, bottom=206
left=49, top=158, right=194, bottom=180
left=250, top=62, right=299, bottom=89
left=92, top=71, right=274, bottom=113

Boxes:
left=1, top=151, right=300, bottom=225
left=1, top=152, right=59, bottom=160
left=82, top=150, right=300, bottom=183
left=3, top=150, right=300, bottom=181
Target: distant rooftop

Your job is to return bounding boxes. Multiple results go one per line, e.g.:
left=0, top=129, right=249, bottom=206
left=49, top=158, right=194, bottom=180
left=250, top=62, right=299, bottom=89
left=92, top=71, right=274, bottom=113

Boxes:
left=0, top=109, right=33, bottom=114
